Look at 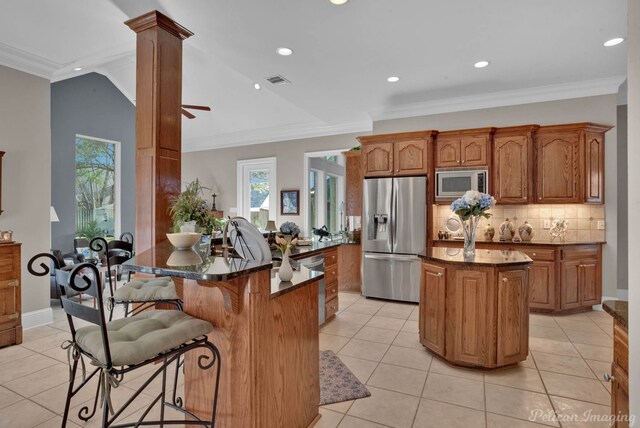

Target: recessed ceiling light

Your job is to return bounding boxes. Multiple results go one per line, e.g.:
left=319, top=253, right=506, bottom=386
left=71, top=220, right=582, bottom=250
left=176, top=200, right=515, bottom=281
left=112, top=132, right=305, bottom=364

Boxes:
left=387, top=76, right=400, bottom=83
left=73, top=67, right=83, bottom=71
left=330, top=0, right=349, bottom=4
left=474, top=60, right=490, bottom=68
left=254, top=83, right=261, bottom=90
left=276, top=47, right=293, bottom=56
left=604, top=37, right=624, bottom=47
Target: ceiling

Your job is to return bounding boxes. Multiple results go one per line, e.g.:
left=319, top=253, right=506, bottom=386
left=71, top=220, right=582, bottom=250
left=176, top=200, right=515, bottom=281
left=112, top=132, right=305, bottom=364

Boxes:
left=0, top=0, right=627, bottom=151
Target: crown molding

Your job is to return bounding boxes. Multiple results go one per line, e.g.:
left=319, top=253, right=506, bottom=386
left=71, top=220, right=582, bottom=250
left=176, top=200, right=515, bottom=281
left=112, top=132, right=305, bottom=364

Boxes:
left=183, top=120, right=372, bottom=152
left=370, top=76, right=627, bottom=121
left=0, top=42, right=60, bottom=79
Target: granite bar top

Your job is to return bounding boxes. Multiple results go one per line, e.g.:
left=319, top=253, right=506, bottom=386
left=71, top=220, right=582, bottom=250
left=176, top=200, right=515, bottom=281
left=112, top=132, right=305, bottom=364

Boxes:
left=123, top=240, right=272, bottom=282
left=422, top=247, right=533, bottom=266
left=603, top=300, right=628, bottom=329
left=433, top=239, right=606, bottom=246
left=285, top=239, right=350, bottom=259
left=269, top=260, right=324, bottom=298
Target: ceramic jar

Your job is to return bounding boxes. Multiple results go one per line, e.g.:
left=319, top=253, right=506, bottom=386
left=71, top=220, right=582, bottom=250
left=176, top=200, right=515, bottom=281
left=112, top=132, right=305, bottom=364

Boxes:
left=519, top=221, right=534, bottom=242
left=483, top=224, right=495, bottom=241
left=499, top=218, right=515, bottom=241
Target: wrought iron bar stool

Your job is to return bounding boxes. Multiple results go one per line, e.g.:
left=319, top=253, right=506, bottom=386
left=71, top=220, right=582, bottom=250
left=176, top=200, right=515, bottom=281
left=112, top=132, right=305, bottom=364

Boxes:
left=90, top=237, right=183, bottom=321
left=28, top=253, right=221, bottom=428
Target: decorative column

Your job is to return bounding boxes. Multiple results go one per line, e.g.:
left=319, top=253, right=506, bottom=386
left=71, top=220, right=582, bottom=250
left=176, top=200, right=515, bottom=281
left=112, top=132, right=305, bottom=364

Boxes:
left=125, top=11, right=193, bottom=253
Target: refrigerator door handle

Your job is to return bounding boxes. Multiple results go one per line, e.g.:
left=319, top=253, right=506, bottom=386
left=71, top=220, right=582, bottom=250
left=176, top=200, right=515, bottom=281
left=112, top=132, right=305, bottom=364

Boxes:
left=363, top=253, right=420, bottom=261
left=391, top=178, right=398, bottom=253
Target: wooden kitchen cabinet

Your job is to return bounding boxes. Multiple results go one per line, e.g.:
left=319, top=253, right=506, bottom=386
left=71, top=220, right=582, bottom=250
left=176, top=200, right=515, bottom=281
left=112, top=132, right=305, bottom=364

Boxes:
left=358, top=131, right=437, bottom=178
left=560, top=246, right=601, bottom=310
left=535, top=123, right=611, bottom=204
left=419, top=263, right=446, bottom=356
left=435, top=128, right=494, bottom=168
left=528, top=260, right=556, bottom=310
left=323, top=247, right=339, bottom=321
left=497, top=269, right=529, bottom=366
left=492, top=126, right=538, bottom=204
left=343, top=150, right=363, bottom=217
left=0, top=243, right=22, bottom=347
left=602, top=305, right=630, bottom=428
left=362, top=142, right=394, bottom=177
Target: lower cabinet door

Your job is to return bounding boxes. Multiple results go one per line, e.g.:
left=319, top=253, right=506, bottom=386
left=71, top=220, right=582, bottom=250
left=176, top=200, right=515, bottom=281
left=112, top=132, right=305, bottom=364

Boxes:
left=449, top=270, right=489, bottom=366
left=611, top=363, right=629, bottom=428
left=560, top=260, right=581, bottom=310
left=497, top=269, right=529, bottom=366
left=529, top=261, right=556, bottom=310
left=580, top=260, right=599, bottom=306
left=419, top=263, right=446, bottom=355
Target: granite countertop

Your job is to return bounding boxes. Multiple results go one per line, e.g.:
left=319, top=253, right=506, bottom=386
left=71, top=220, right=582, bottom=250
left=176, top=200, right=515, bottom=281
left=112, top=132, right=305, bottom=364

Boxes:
left=433, top=238, right=606, bottom=246
left=286, top=239, right=350, bottom=259
left=123, top=240, right=272, bottom=282
left=422, top=247, right=533, bottom=266
left=602, top=300, right=628, bottom=328
left=123, top=240, right=325, bottom=298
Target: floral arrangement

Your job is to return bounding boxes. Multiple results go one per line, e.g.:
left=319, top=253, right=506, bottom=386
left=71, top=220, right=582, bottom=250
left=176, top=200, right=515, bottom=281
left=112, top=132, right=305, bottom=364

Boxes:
left=275, top=235, right=298, bottom=254
left=279, top=221, right=300, bottom=237
left=450, top=190, right=496, bottom=221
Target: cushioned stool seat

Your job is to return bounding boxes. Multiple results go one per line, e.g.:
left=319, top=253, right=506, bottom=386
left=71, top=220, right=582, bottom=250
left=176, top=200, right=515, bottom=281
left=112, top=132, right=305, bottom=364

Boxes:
left=75, top=310, right=213, bottom=366
left=113, top=277, right=178, bottom=302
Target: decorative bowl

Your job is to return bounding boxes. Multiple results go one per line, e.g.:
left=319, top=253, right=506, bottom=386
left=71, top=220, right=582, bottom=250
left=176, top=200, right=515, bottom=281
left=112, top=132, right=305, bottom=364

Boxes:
left=166, top=232, right=202, bottom=250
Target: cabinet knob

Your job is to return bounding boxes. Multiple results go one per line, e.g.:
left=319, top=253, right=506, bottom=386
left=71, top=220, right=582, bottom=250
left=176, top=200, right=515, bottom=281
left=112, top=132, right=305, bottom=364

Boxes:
left=437, top=272, right=443, bottom=277
left=532, top=253, right=536, bottom=256
left=603, top=373, right=615, bottom=382
left=461, top=160, right=465, bottom=164
left=524, top=196, right=527, bottom=200
left=502, top=277, right=508, bottom=283
left=538, top=197, right=542, bottom=200
left=8, top=280, right=19, bottom=287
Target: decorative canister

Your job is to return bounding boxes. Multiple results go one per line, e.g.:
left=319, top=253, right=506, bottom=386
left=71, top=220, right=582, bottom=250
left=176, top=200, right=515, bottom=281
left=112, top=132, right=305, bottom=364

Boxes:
left=519, top=221, right=534, bottom=242
left=483, top=224, right=495, bottom=241
left=499, top=218, right=515, bottom=241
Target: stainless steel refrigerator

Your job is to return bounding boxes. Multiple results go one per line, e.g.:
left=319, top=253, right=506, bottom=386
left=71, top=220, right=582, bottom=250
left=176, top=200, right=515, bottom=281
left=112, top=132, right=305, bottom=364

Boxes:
left=362, top=176, right=427, bottom=303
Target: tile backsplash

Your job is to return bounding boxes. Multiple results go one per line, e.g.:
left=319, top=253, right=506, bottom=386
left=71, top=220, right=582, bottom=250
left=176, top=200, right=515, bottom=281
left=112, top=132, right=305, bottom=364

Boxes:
left=433, top=204, right=605, bottom=242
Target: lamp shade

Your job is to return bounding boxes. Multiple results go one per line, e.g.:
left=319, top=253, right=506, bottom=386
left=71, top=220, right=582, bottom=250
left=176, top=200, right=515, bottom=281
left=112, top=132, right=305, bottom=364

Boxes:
left=265, top=220, right=277, bottom=232
left=50, top=206, right=60, bottom=222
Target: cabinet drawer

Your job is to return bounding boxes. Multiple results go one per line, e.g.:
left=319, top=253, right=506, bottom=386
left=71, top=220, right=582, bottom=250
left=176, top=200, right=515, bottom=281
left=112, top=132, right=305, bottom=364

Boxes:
left=521, top=249, right=555, bottom=261
left=324, top=250, right=338, bottom=268
left=325, top=297, right=339, bottom=320
left=613, top=322, right=628, bottom=374
left=325, top=265, right=338, bottom=284
left=561, top=246, right=599, bottom=260
left=326, top=282, right=338, bottom=302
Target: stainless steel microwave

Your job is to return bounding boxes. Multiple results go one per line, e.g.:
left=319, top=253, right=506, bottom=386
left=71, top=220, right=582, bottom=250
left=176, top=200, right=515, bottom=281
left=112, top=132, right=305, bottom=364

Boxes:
left=435, top=169, right=488, bottom=200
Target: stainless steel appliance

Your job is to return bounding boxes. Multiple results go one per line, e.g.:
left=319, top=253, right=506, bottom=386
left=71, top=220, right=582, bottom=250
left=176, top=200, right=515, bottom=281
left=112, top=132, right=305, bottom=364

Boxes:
left=435, top=168, right=488, bottom=200
left=362, top=176, right=427, bottom=302
left=298, top=253, right=326, bottom=324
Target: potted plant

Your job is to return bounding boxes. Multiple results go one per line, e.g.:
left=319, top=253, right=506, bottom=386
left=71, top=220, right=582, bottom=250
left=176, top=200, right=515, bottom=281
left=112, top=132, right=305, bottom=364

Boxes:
left=169, top=179, right=225, bottom=234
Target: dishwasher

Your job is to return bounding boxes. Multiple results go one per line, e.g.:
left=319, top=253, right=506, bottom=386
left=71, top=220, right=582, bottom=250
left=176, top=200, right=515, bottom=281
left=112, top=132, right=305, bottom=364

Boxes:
left=297, top=253, right=326, bottom=325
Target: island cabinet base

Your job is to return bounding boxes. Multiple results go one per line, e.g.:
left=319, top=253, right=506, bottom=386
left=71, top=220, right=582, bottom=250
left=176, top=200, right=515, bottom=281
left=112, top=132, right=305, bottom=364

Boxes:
left=182, top=270, right=320, bottom=428
left=419, top=260, right=530, bottom=369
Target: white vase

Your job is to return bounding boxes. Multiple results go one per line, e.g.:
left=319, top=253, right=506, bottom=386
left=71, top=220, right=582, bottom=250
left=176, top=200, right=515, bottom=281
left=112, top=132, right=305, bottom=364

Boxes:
left=278, top=246, right=294, bottom=282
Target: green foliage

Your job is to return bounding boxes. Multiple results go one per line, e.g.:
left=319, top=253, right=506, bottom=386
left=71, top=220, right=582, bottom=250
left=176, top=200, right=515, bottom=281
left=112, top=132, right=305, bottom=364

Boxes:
left=169, top=179, right=227, bottom=233
left=454, top=207, right=492, bottom=222
left=350, top=146, right=361, bottom=151
left=75, top=137, right=115, bottom=212
left=76, top=219, right=105, bottom=241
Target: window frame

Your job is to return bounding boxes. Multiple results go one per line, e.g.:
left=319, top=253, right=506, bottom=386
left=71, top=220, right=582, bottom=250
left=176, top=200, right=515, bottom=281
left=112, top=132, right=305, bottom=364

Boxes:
left=236, top=157, right=277, bottom=229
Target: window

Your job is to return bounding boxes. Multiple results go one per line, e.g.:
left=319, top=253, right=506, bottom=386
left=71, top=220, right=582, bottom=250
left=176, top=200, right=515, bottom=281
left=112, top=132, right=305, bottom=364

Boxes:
left=326, top=174, right=338, bottom=232
left=75, top=135, right=121, bottom=238
left=309, top=170, right=318, bottom=232
left=304, top=150, right=347, bottom=236
left=237, top=158, right=277, bottom=229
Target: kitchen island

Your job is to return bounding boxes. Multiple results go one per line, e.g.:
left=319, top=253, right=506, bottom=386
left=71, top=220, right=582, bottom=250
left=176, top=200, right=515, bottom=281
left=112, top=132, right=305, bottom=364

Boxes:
left=419, top=248, right=533, bottom=368
left=124, top=241, right=323, bottom=428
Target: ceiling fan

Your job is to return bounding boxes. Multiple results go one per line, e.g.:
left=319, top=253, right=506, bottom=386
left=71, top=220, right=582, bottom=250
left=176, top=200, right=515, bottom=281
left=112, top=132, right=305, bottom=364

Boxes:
left=181, top=104, right=211, bottom=119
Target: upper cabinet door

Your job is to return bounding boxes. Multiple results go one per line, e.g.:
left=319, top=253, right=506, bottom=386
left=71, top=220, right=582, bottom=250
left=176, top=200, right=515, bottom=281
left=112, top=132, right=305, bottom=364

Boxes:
left=394, top=139, right=428, bottom=175
left=436, top=138, right=461, bottom=168
left=460, top=136, right=488, bottom=166
left=584, top=132, right=605, bottom=204
left=493, top=135, right=529, bottom=204
left=536, top=132, right=582, bottom=203
left=363, top=142, right=394, bottom=177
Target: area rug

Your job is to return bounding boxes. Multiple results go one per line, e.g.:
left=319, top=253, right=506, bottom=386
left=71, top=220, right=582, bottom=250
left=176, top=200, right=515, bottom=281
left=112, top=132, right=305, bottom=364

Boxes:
left=319, top=350, right=371, bottom=405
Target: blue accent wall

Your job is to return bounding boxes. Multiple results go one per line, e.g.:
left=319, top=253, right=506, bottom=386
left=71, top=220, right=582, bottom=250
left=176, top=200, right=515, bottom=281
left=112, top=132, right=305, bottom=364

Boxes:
left=51, top=73, right=135, bottom=252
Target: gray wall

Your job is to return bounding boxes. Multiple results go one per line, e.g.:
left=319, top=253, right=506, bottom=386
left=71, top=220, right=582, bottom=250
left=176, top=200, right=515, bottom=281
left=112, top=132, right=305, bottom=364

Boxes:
left=617, top=105, right=628, bottom=291
left=0, top=65, right=51, bottom=318
left=51, top=73, right=136, bottom=253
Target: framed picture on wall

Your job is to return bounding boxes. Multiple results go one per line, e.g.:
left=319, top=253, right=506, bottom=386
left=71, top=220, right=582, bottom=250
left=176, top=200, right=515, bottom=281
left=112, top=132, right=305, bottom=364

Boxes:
left=280, top=190, right=300, bottom=215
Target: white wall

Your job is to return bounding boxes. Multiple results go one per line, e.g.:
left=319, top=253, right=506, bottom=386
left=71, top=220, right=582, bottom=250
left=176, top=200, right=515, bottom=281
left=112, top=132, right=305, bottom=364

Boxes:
left=627, top=0, right=639, bottom=417
left=373, top=95, right=619, bottom=300
left=182, top=133, right=358, bottom=229
left=0, top=65, right=52, bottom=325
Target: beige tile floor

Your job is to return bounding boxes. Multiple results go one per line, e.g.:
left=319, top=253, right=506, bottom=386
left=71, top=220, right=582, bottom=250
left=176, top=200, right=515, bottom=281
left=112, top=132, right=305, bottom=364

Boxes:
left=0, top=292, right=615, bottom=427
left=317, top=292, right=615, bottom=428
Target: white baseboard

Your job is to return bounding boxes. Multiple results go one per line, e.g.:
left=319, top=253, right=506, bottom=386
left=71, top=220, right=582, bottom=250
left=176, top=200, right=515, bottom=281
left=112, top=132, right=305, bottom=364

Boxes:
left=22, top=307, right=53, bottom=330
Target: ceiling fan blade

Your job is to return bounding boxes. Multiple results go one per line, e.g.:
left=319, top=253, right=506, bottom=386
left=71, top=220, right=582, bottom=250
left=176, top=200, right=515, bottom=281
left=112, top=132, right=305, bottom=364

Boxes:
left=181, top=109, right=196, bottom=119
left=181, top=104, right=211, bottom=111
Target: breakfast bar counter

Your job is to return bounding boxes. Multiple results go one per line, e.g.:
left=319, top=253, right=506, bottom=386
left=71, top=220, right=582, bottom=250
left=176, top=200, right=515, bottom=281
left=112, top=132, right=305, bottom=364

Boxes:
left=419, top=247, right=533, bottom=368
left=124, top=241, right=322, bottom=428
